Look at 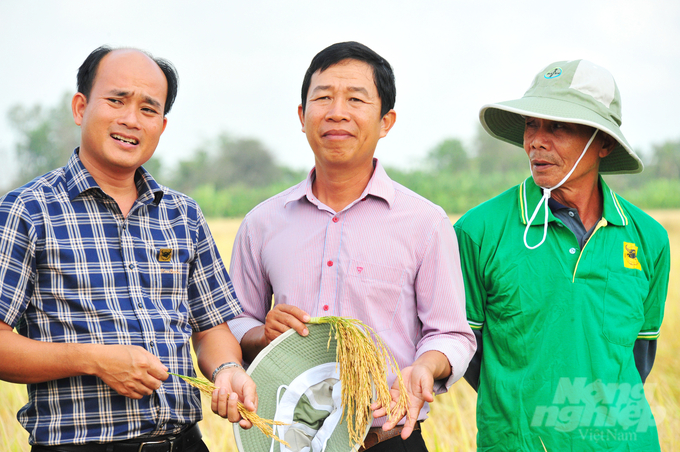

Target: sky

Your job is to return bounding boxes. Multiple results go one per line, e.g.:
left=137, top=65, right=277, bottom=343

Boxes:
left=1, top=0, right=678, bottom=183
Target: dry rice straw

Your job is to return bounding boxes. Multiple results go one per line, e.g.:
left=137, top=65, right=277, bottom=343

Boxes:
left=169, top=373, right=289, bottom=447
left=308, top=316, right=410, bottom=447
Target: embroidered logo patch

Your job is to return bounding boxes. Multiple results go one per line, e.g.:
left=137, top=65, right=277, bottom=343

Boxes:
left=544, top=67, right=563, bottom=79
left=623, top=242, right=641, bottom=270
left=158, top=248, right=173, bottom=262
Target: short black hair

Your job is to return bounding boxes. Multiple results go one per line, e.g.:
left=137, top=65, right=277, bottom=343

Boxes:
left=301, top=41, right=396, bottom=118
left=76, top=45, right=179, bottom=116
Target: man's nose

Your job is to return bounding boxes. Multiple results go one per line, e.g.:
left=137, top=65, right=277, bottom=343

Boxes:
left=118, top=105, right=142, bottom=129
left=528, top=126, right=550, bottom=149
left=325, top=99, right=350, bottom=122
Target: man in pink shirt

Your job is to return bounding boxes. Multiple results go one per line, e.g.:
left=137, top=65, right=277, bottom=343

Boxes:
left=228, top=41, right=475, bottom=452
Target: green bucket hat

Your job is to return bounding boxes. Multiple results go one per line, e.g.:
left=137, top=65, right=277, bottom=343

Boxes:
left=479, top=59, right=642, bottom=174
left=234, top=323, right=371, bottom=452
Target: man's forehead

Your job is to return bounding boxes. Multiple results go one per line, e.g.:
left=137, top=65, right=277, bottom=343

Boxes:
left=311, top=59, right=376, bottom=88
left=94, top=49, right=167, bottom=99
left=101, top=48, right=159, bottom=71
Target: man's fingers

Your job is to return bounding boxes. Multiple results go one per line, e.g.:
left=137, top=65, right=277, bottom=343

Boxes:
left=149, top=363, right=169, bottom=381
left=273, top=304, right=311, bottom=323
left=227, top=392, right=242, bottom=424
left=241, top=378, right=258, bottom=412
left=400, top=423, right=414, bottom=440
left=415, top=372, right=435, bottom=404
left=211, top=387, right=229, bottom=418
left=239, top=418, right=254, bottom=429
left=264, top=305, right=311, bottom=341
left=96, top=345, right=170, bottom=399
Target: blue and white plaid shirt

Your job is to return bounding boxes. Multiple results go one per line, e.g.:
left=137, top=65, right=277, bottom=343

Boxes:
left=0, top=150, right=242, bottom=446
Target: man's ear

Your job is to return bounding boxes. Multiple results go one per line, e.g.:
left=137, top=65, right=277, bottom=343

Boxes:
left=72, top=93, right=87, bottom=126
left=598, top=133, right=616, bottom=158
left=298, top=104, right=305, bottom=133
left=379, top=109, right=397, bottom=138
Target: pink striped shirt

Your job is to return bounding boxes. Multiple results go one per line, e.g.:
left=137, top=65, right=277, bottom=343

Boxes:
left=228, top=159, right=475, bottom=422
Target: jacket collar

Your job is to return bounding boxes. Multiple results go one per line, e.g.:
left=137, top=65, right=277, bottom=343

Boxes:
left=518, top=175, right=628, bottom=227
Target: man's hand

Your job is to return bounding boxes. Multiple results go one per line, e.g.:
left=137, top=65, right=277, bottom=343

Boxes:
left=211, top=366, right=258, bottom=429
left=93, top=345, right=168, bottom=399
left=263, top=304, right=311, bottom=345
left=370, top=364, right=435, bottom=439
left=370, top=351, right=450, bottom=440
left=242, top=304, right=312, bottom=363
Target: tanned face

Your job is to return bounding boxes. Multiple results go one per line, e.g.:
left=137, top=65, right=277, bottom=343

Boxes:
left=72, top=49, right=168, bottom=178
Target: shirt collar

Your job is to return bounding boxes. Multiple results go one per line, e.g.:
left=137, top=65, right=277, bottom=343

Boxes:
left=65, top=148, right=164, bottom=206
left=284, top=158, right=395, bottom=210
left=519, top=175, right=628, bottom=227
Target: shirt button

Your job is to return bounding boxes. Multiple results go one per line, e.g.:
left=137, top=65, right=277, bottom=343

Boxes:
left=569, top=248, right=577, bottom=254
left=138, top=302, right=143, bottom=308
left=332, top=217, right=339, bottom=223
left=327, top=261, right=333, bottom=267
left=568, top=211, right=575, bottom=217
left=129, top=263, right=135, bottom=269
left=323, top=305, right=329, bottom=311
left=149, top=341, right=154, bottom=347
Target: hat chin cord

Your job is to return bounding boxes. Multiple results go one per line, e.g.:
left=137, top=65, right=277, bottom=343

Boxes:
left=523, top=129, right=599, bottom=250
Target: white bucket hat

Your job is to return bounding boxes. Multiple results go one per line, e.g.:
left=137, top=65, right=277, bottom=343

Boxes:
left=479, top=59, right=642, bottom=174
left=234, top=323, right=371, bottom=452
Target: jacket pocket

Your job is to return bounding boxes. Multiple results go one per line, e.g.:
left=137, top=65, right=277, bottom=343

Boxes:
left=602, top=272, right=647, bottom=347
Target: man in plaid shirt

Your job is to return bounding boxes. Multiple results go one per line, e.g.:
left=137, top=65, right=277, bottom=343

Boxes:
left=0, top=46, right=256, bottom=452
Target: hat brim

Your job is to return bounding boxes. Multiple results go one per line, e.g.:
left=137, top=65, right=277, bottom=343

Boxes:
left=234, top=323, right=370, bottom=452
left=480, top=97, right=643, bottom=174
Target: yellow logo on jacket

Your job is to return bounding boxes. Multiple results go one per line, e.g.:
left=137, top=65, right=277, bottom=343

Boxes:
left=623, top=242, right=641, bottom=270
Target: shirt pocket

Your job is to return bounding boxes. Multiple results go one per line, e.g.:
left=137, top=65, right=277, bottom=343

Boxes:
left=602, top=272, right=647, bottom=347
left=342, top=259, right=405, bottom=333
left=148, top=248, right=190, bottom=312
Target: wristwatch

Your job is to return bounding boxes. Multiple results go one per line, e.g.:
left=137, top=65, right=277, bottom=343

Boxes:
left=211, top=361, right=245, bottom=383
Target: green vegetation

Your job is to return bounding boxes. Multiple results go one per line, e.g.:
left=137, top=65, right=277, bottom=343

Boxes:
left=5, top=93, right=680, bottom=215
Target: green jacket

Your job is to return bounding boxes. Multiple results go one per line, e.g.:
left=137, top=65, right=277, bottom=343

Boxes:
left=454, top=176, right=670, bottom=451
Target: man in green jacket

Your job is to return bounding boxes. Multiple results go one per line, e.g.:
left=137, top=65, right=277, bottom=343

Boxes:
left=454, top=60, right=670, bottom=451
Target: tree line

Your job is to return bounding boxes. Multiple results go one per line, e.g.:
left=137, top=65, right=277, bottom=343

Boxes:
left=6, top=93, right=680, bottom=217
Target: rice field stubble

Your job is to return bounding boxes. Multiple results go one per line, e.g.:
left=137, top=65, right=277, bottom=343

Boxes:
left=1, top=213, right=678, bottom=451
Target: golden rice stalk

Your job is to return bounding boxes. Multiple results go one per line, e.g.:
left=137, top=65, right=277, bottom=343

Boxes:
left=308, top=316, right=409, bottom=447
left=169, top=372, right=289, bottom=447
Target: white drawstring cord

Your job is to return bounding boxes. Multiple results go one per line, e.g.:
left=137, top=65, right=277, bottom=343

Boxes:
left=523, top=129, right=599, bottom=249
left=270, top=385, right=289, bottom=452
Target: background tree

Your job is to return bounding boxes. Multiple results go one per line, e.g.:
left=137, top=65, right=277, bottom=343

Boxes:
left=648, top=139, right=680, bottom=179
left=7, top=92, right=79, bottom=186
left=473, top=123, right=527, bottom=174
left=4, top=96, right=680, bottom=215
left=170, top=133, right=282, bottom=193
left=426, top=138, right=469, bottom=174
